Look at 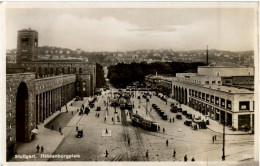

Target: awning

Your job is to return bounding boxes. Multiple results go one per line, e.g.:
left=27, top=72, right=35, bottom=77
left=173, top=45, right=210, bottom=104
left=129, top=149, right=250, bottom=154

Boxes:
left=31, top=129, right=38, bottom=134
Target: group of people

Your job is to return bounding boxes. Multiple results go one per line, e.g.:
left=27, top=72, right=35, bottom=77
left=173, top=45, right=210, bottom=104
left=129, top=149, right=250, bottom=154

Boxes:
left=212, top=135, right=217, bottom=143
left=169, top=117, right=175, bottom=123
left=95, top=113, right=100, bottom=117
left=36, top=145, right=44, bottom=153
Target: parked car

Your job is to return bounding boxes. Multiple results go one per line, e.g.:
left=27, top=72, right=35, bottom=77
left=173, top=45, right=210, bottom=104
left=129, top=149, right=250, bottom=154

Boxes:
left=186, top=113, right=192, bottom=119
left=162, top=114, right=168, bottom=120
left=184, top=120, right=192, bottom=126
left=177, top=108, right=182, bottom=112
left=96, top=106, right=101, bottom=111
left=170, top=108, right=177, bottom=113
left=182, top=110, right=187, bottom=115
left=176, top=114, right=182, bottom=120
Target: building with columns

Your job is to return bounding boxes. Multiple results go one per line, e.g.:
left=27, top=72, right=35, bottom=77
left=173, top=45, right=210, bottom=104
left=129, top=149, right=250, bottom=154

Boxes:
left=172, top=66, right=254, bottom=131
left=6, top=29, right=96, bottom=159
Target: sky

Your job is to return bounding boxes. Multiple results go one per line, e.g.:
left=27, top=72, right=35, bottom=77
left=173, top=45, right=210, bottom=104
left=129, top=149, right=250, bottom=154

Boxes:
left=6, top=8, right=255, bottom=52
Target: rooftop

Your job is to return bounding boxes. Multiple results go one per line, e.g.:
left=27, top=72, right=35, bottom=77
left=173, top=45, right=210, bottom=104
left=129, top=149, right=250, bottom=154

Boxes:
left=173, top=78, right=253, bottom=94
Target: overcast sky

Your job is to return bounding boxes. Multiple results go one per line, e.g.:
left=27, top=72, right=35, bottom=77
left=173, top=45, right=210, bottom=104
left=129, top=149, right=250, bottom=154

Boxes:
left=6, top=8, right=255, bottom=52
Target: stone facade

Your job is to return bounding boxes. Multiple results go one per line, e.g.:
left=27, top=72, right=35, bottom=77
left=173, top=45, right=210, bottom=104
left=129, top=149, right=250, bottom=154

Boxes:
left=6, top=73, right=36, bottom=158
left=6, top=28, right=97, bottom=160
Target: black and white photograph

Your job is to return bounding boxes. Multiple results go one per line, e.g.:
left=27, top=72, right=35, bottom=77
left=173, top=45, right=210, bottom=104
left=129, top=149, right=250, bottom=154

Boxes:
left=0, top=1, right=259, bottom=166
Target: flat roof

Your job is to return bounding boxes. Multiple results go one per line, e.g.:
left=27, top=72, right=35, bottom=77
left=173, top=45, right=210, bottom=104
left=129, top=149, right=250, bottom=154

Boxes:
left=172, top=78, right=253, bottom=94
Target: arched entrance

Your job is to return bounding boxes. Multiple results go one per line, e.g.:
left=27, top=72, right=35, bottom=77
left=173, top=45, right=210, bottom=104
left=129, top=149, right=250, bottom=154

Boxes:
left=16, top=82, right=29, bottom=142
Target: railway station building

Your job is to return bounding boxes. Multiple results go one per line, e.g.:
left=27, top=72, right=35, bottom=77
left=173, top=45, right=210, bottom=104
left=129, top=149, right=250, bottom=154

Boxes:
left=6, top=29, right=96, bottom=159
left=172, top=66, right=254, bottom=131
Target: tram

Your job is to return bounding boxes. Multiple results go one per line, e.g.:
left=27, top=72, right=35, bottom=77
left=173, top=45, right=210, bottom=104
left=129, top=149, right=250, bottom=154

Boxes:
left=132, top=114, right=158, bottom=132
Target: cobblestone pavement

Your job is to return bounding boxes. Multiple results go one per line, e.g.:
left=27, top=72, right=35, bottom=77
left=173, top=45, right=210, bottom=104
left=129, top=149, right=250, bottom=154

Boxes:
left=11, top=89, right=255, bottom=162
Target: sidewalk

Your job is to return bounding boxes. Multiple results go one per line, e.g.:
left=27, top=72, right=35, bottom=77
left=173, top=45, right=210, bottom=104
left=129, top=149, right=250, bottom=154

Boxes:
left=175, top=100, right=252, bottom=135
left=10, top=97, right=88, bottom=161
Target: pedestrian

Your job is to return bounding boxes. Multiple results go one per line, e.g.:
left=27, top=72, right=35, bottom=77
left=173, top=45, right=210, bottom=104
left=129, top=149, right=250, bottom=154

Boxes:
left=106, top=128, right=108, bottom=134
left=170, top=118, right=171, bottom=123
left=173, top=149, right=176, bottom=157
left=158, top=126, right=160, bottom=131
left=128, top=139, right=130, bottom=145
left=59, top=127, right=61, bottom=133
left=191, top=157, right=195, bottom=162
left=41, top=146, right=44, bottom=153
left=166, top=140, right=168, bottom=146
left=215, top=135, right=217, bottom=141
left=76, top=126, right=78, bottom=131
left=36, top=125, right=38, bottom=129
left=51, top=125, right=54, bottom=130
left=212, top=136, right=214, bottom=143
left=36, top=145, right=40, bottom=153
left=105, top=150, right=109, bottom=157
left=112, top=117, right=114, bottom=122
left=146, top=150, right=149, bottom=158
left=163, top=128, right=165, bottom=133
left=172, top=117, right=175, bottom=122
left=71, top=111, right=73, bottom=115
left=104, top=117, right=106, bottom=122
left=184, top=155, right=188, bottom=162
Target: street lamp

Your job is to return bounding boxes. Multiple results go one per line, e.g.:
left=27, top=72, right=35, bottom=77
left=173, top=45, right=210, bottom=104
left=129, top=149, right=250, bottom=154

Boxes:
left=222, top=120, right=225, bottom=160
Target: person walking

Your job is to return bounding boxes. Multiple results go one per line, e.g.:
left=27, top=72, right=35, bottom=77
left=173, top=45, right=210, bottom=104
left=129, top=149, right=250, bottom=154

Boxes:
left=59, top=127, right=62, bottom=133
left=212, top=136, right=214, bottom=143
left=173, top=149, right=176, bottom=157
left=166, top=140, right=168, bottom=146
left=170, top=118, right=171, bottom=123
left=215, top=135, right=217, bottom=141
left=146, top=150, right=149, bottom=158
left=163, top=128, right=165, bottom=133
left=41, top=146, right=44, bottom=153
left=172, top=117, right=175, bottom=122
left=104, top=117, right=106, bottom=122
left=191, top=157, right=195, bottom=162
left=76, top=126, right=78, bottom=131
left=105, top=150, right=109, bottom=157
left=51, top=125, right=54, bottom=130
left=36, top=145, right=40, bottom=153
left=184, top=155, right=188, bottom=162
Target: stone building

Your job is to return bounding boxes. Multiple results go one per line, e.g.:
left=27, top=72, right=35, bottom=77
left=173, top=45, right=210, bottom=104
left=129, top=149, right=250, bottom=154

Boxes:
left=6, top=29, right=96, bottom=159
left=172, top=66, right=254, bottom=131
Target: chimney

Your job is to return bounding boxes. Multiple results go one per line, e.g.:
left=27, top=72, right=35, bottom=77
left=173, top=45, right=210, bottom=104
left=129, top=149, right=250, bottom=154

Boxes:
left=206, top=45, right=209, bottom=65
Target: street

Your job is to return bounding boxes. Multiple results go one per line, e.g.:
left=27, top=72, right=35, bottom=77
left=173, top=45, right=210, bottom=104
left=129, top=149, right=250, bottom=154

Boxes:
left=49, top=87, right=254, bottom=161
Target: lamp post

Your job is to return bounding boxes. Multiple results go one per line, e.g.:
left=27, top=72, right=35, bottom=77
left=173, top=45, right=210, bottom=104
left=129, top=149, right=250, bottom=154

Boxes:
left=222, top=119, right=225, bottom=161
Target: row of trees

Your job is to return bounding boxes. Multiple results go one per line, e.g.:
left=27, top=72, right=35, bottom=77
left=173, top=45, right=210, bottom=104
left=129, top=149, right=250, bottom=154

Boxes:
left=107, top=62, right=205, bottom=88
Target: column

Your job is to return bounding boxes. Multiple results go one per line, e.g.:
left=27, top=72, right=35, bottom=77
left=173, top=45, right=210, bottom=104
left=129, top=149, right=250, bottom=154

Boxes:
left=43, top=93, right=46, bottom=121
left=225, top=111, right=228, bottom=124
left=36, top=95, right=38, bottom=125
left=46, top=91, right=49, bottom=118
left=250, top=114, right=253, bottom=130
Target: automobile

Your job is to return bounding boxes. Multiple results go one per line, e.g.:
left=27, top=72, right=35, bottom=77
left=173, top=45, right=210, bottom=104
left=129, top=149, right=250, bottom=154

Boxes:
left=89, top=103, right=95, bottom=108
left=159, top=111, right=165, bottom=117
left=170, top=108, right=177, bottom=113
left=96, top=106, right=101, bottom=111
left=176, top=114, right=182, bottom=120
left=184, top=120, right=192, bottom=126
left=186, top=113, right=192, bottom=119
left=170, top=103, right=175, bottom=107
left=177, top=108, right=182, bottom=112
left=84, top=107, right=90, bottom=114
left=137, top=96, right=140, bottom=99
left=77, top=130, right=83, bottom=138
left=198, top=121, right=207, bottom=129
left=182, top=110, right=187, bottom=115
left=162, top=114, right=168, bottom=120
left=152, top=104, right=156, bottom=107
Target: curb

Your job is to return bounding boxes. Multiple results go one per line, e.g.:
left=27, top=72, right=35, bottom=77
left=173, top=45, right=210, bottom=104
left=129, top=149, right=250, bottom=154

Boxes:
left=207, top=126, right=253, bottom=135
